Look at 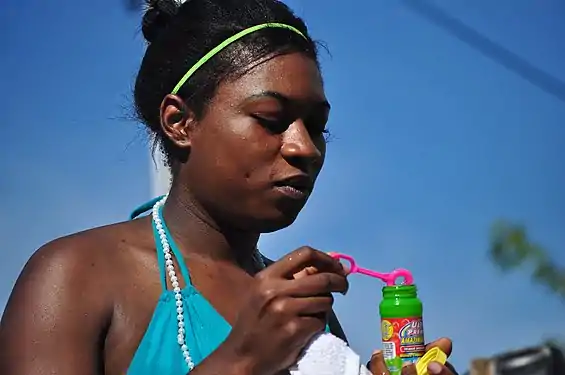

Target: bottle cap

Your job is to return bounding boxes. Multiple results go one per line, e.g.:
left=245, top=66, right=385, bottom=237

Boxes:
left=416, top=347, right=448, bottom=375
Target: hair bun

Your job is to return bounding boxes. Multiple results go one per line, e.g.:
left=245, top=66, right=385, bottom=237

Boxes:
left=141, top=0, right=188, bottom=43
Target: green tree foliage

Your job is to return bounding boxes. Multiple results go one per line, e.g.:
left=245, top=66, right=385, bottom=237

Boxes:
left=489, top=220, right=565, bottom=300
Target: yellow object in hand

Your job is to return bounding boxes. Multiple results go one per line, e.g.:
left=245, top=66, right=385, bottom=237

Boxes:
left=416, top=347, right=448, bottom=375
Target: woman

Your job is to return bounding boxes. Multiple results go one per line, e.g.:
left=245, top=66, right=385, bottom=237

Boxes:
left=0, top=0, right=457, bottom=374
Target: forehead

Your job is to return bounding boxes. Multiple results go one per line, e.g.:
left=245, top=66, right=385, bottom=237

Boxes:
left=214, top=52, right=326, bottom=104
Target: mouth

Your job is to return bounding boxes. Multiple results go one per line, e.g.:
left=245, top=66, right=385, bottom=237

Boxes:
left=273, top=174, right=313, bottom=200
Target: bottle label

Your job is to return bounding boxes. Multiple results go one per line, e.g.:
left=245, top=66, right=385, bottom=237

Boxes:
left=380, top=317, right=425, bottom=375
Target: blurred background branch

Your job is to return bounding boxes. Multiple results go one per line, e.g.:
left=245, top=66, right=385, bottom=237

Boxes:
left=489, top=219, right=565, bottom=301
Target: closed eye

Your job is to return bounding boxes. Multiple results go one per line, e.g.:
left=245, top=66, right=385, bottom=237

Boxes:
left=252, top=114, right=332, bottom=141
left=304, top=111, right=331, bottom=140
left=251, top=115, right=291, bottom=134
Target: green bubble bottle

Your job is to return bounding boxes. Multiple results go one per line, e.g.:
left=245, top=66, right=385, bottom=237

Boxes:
left=379, top=284, right=426, bottom=375
left=326, top=252, right=441, bottom=375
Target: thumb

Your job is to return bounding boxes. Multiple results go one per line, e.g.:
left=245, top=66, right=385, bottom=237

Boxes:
left=293, top=266, right=318, bottom=279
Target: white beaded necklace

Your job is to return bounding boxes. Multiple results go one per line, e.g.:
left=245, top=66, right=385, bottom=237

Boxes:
left=151, top=195, right=266, bottom=370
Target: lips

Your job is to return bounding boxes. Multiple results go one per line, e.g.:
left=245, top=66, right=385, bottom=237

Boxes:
left=273, top=174, right=313, bottom=200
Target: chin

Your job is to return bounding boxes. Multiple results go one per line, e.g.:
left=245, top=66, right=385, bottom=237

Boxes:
left=257, top=213, right=300, bottom=233
left=250, top=202, right=305, bottom=233
left=232, top=197, right=308, bottom=233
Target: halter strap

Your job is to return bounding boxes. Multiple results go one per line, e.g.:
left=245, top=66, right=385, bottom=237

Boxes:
left=153, top=203, right=192, bottom=290
left=129, top=196, right=164, bottom=220
left=130, top=197, right=192, bottom=292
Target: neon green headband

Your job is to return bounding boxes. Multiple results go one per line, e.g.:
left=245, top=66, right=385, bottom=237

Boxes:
left=171, top=23, right=307, bottom=95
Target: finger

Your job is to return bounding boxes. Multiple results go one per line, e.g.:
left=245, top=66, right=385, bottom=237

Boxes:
left=401, top=364, right=417, bottom=375
left=283, top=315, right=327, bottom=345
left=425, top=337, right=453, bottom=357
left=293, top=266, right=318, bottom=279
left=333, top=262, right=351, bottom=275
left=293, top=263, right=350, bottom=279
left=283, top=272, right=349, bottom=296
left=259, top=247, right=346, bottom=279
left=427, top=362, right=455, bottom=375
left=368, top=350, right=389, bottom=375
left=270, top=295, right=334, bottom=316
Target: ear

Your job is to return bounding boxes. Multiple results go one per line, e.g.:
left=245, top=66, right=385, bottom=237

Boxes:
left=159, top=94, right=198, bottom=148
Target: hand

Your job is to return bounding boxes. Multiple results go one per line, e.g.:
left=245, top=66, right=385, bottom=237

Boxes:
left=368, top=338, right=459, bottom=375
left=222, top=247, right=349, bottom=375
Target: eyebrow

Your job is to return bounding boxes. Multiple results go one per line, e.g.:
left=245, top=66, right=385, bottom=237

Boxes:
left=245, top=90, right=331, bottom=110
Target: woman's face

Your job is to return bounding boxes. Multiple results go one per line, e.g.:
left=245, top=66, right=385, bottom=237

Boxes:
left=165, top=52, right=329, bottom=232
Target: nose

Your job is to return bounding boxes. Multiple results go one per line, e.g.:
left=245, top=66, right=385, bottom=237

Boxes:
left=280, top=120, right=323, bottom=170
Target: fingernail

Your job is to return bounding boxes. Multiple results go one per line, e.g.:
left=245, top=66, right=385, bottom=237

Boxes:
left=428, top=362, right=442, bottom=374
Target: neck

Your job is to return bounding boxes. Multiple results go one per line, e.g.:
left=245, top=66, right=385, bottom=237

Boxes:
left=159, top=183, right=260, bottom=268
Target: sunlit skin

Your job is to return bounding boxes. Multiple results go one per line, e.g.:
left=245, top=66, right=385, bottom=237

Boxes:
left=159, top=53, right=330, bottom=241
left=0, top=52, right=456, bottom=375
left=0, top=52, right=333, bottom=375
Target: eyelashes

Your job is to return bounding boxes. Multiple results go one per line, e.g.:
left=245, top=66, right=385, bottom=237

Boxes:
left=252, top=115, right=332, bottom=141
left=322, top=128, right=333, bottom=142
left=252, top=115, right=289, bottom=134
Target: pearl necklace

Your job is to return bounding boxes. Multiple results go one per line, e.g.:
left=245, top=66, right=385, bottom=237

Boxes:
left=151, top=195, right=266, bottom=370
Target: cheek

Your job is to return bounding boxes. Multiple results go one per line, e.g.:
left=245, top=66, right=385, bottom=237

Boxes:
left=313, top=139, right=327, bottom=176
left=318, top=139, right=327, bottom=157
left=240, top=134, right=283, bottom=182
left=210, top=118, right=282, bottom=182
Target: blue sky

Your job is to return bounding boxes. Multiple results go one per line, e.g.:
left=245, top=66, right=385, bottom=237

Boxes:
left=1, top=0, right=564, bottom=371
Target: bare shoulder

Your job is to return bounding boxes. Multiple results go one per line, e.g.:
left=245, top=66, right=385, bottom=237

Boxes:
left=6, top=219, right=148, bottom=303
left=0, top=219, right=151, bottom=375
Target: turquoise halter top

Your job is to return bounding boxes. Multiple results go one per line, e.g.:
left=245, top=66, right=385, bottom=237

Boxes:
left=126, top=197, right=331, bottom=375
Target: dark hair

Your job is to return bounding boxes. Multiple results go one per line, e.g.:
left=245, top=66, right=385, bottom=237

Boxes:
left=134, top=0, right=320, bottom=169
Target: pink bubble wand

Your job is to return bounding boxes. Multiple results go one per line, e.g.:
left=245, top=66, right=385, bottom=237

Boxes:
left=328, top=252, right=414, bottom=286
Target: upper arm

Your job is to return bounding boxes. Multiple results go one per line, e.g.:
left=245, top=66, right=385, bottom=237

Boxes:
left=0, top=237, right=113, bottom=375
